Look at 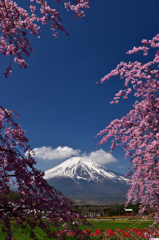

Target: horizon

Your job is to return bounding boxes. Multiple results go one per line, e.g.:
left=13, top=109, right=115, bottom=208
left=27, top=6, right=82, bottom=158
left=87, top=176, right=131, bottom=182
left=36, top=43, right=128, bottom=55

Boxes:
left=2, top=1, right=159, bottom=176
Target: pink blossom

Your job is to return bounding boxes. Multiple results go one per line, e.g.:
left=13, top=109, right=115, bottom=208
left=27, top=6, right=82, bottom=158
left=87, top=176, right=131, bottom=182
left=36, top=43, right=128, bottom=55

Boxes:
left=0, top=0, right=90, bottom=238
left=0, top=0, right=90, bottom=77
left=97, top=33, right=159, bottom=225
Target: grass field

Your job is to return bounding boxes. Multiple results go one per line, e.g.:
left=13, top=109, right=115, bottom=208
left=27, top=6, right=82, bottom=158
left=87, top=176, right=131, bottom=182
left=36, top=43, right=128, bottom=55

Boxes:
left=0, top=219, right=158, bottom=239
left=88, top=219, right=156, bottom=230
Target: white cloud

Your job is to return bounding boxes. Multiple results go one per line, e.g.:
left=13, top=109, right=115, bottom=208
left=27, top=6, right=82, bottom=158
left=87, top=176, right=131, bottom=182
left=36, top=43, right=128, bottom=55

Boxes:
left=32, top=146, right=81, bottom=160
left=88, top=149, right=117, bottom=165
left=29, top=146, right=117, bottom=165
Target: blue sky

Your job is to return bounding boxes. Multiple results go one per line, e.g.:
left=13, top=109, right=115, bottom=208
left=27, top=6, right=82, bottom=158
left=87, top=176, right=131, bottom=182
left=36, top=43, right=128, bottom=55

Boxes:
left=1, top=0, right=159, bottom=175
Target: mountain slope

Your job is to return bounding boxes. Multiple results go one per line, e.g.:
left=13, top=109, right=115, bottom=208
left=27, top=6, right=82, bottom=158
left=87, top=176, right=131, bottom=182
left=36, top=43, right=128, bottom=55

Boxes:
left=44, top=157, right=128, bottom=183
left=44, top=157, right=129, bottom=204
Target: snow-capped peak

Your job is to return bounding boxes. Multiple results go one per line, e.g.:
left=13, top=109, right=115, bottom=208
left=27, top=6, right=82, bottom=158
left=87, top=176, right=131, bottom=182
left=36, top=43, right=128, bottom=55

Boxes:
left=44, top=157, right=128, bottom=183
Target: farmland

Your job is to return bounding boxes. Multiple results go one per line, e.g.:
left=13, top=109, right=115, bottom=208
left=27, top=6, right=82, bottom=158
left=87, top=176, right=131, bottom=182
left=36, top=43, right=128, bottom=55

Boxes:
left=0, top=219, right=159, bottom=239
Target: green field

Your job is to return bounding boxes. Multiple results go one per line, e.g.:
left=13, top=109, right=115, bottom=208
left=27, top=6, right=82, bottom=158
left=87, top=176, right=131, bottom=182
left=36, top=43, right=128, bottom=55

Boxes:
left=88, top=219, right=156, bottom=230
left=0, top=220, right=158, bottom=239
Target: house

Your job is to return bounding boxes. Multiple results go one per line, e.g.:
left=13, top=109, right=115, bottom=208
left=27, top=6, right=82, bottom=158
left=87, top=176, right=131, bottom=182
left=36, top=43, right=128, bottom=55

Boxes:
left=125, top=209, right=133, bottom=216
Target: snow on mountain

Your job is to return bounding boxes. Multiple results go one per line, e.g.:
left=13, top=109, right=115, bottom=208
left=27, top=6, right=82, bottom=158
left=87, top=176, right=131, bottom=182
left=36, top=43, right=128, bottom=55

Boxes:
left=44, top=157, right=128, bottom=184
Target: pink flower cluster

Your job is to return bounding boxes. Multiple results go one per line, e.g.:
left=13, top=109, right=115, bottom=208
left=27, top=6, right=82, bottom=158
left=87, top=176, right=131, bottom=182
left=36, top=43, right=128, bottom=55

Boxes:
left=0, top=106, right=89, bottom=239
left=97, top=33, right=159, bottom=224
left=65, top=0, right=90, bottom=19
left=0, top=0, right=90, bottom=77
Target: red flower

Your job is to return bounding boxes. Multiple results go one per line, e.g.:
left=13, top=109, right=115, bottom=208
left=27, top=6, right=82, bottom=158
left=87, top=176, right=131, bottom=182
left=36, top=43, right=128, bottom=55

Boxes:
left=84, top=229, right=90, bottom=235
left=105, top=228, right=115, bottom=237
left=67, top=232, right=74, bottom=236
left=91, top=229, right=101, bottom=236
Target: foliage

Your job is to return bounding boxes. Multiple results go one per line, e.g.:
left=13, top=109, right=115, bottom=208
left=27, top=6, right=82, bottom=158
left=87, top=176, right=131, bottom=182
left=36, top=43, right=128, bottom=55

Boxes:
left=97, top=34, right=159, bottom=224
left=0, top=0, right=90, bottom=239
left=0, top=218, right=159, bottom=239
left=0, top=107, right=90, bottom=239
left=0, top=0, right=89, bottom=77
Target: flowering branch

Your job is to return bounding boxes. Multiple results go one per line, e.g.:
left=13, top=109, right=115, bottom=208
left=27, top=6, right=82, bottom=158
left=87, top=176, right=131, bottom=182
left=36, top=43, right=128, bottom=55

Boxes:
left=97, top=34, right=159, bottom=224
left=0, top=0, right=90, bottom=78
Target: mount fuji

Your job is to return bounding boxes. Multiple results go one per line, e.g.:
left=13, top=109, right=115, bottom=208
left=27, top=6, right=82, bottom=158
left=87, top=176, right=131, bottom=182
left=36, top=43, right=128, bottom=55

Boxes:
left=44, top=157, right=129, bottom=204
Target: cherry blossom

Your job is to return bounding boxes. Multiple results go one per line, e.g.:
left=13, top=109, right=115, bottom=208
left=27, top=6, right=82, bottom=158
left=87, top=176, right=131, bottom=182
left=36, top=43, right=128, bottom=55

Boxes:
left=0, top=0, right=90, bottom=78
left=97, top=34, right=159, bottom=224
left=0, top=106, right=89, bottom=239
left=0, top=0, right=90, bottom=239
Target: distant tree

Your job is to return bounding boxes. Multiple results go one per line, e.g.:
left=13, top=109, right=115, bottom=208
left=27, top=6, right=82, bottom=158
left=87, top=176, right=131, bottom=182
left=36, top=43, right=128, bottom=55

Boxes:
left=0, top=190, right=20, bottom=202
left=97, top=34, right=159, bottom=225
left=0, top=1, right=90, bottom=239
left=0, top=107, right=90, bottom=239
left=103, top=208, right=107, bottom=216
